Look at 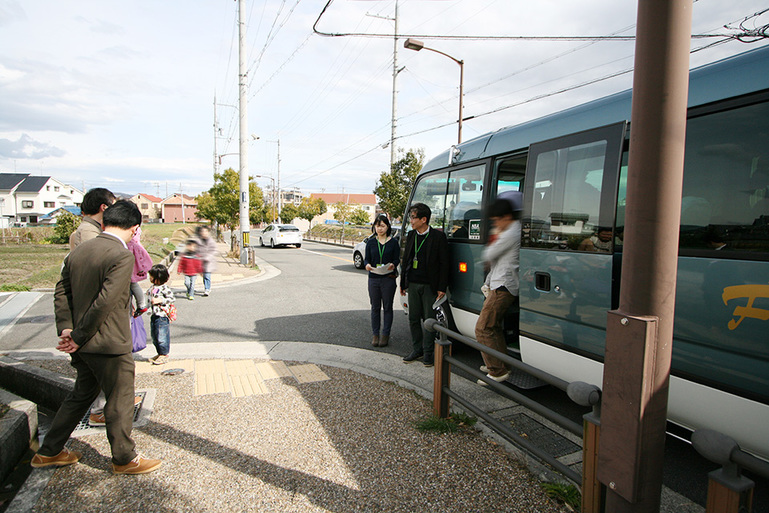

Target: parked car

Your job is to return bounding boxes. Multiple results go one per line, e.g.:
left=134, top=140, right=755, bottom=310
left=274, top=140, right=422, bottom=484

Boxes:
left=353, top=226, right=400, bottom=269
left=259, top=224, right=303, bottom=248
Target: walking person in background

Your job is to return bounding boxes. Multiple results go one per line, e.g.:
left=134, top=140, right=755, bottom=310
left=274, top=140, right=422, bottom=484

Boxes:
left=129, top=226, right=153, bottom=317
left=69, top=187, right=115, bottom=249
left=195, top=225, right=217, bottom=296
left=399, top=203, right=450, bottom=367
left=475, top=192, right=522, bottom=385
left=177, top=239, right=203, bottom=300
left=146, top=264, right=175, bottom=365
left=32, top=200, right=161, bottom=474
left=364, top=214, right=400, bottom=348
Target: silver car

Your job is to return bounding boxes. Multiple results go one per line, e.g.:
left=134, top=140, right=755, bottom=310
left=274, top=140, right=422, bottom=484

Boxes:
left=259, top=224, right=303, bottom=248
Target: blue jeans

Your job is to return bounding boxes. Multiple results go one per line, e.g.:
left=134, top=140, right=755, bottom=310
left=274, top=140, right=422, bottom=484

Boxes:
left=368, top=276, right=397, bottom=336
left=202, top=272, right=211, bottom=291
left=184, top=275, right=196, bottom=296
left=151, top=315, right=170, bottom=356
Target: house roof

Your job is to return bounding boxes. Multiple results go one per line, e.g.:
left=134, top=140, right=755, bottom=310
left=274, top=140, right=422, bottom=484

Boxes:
left=133, top=193, right=163, bottom=203
left=0, top=173, right=30, bottom=191
left=15, top=176, right=50, bottom=193
left=311, top=193, right=376, bottom=205
left=42, top=205, right=81, bottom=219
left=161, top=194, right=197, bottom=205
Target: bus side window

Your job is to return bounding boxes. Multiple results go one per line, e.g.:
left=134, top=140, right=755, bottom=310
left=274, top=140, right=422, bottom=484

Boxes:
left=446, top=164, right=485, bottom=240
left=523, top=123, right=625, bottom=251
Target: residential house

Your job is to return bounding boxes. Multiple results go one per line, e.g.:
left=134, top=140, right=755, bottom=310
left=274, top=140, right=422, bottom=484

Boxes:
left=130, top=193, right=163, bottom=222
left=39, top=205, right=82, bottom=225
left=161, top=193, right=198, bottom=223
left=0, top=173, right=83, bottom=227
left=310, top=193, right=377, bottom=225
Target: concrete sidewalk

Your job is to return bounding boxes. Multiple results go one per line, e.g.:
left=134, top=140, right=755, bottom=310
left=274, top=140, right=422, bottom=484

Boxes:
left=0, top=239, right=704, bottom=512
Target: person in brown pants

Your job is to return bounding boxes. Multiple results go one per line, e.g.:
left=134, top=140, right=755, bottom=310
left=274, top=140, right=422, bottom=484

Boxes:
left=31, top=200, right=161, bottom=475
left=475, top=192, right=522, bottom=385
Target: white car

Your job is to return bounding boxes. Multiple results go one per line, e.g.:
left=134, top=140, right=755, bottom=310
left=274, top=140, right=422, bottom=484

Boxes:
left=353, top=227, right=400, bottom=269
left=259, top=224, right=303, bottom=248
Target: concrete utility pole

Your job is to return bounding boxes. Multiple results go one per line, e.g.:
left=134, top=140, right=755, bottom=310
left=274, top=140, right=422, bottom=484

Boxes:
left=237, top=0, right=250, bottom=264
left=390, top=0, right=400, bottom=169
left=597, top=0, right=693, bottom=511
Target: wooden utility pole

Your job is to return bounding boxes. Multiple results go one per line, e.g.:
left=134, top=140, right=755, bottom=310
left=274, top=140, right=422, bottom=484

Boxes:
left=597, top=0, right=693, bottom=511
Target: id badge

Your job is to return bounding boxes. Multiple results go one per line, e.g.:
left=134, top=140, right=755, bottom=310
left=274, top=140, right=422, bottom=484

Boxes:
left=412, top=258, right=418, bottom=269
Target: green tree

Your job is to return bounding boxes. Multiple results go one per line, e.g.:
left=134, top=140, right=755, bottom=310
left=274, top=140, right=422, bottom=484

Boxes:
left=279, top=203, right=299, bottom=224
left=350, top=205, right=370, bottom=226
left=297, top=197, right=327, bottom=227
left=332, top=201, right=353, bottom=224
left=49, top=211, right=81, bottom=244
left=374, top=148, right=424, bottom=221
left=195, top=168, right=267, bottom=249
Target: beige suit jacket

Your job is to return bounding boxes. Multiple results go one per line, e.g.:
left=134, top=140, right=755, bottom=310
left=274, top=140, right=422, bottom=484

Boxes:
left=54, top=233, right=134, bottom=354
left=69, top=216, right=102, bottom=250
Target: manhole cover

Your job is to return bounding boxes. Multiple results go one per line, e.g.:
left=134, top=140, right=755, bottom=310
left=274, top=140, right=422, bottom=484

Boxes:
left=161, top=368, right=185, bottom=376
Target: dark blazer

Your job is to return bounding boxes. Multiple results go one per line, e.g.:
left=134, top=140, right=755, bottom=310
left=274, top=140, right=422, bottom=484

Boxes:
left=399, top=227, right=450, bottom=294
left=54, top=233, right=134, bottom=354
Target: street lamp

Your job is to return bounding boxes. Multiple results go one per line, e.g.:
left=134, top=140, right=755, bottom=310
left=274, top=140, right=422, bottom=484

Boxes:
left=404, top=38, right=464, bottom=145
left=254, top=174, right=277, bottom=223
left=254, top=137, right=281, bottom=213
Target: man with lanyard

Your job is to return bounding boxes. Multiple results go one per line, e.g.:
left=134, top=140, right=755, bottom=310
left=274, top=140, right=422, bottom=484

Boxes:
left=400, top=202, right=450, bottom=366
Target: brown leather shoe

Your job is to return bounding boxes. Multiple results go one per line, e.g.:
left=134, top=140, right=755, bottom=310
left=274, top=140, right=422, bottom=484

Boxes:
left=372, top=335, right=380, bottom=347
left=379, top=335, right=389, bottom=347
left=112, top=455, right=162, bottom=475
left=30, top=448, right=82, bottom=468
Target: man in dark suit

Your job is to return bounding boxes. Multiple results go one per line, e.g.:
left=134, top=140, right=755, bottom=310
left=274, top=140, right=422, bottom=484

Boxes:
left=31, top=200, right=161, bottom=475
left=399, top=202, right=450, bottom=366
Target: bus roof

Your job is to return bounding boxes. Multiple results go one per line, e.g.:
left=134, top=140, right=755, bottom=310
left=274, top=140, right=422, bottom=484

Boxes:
left=422, top=44, right=769, bottom=174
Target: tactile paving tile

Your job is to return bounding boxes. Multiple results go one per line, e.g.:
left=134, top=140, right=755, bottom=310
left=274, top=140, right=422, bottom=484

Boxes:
left=289, top=364, right=330, bottom=384
left=255, top=361, right=292, bottom=380
left=194, top=359, right=231, bottom=395
left=225, top=359, right=268, bottom=397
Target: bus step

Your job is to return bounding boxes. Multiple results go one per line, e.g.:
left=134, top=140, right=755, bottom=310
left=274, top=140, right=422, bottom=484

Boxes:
left=507, top=368, right=548, bottom=390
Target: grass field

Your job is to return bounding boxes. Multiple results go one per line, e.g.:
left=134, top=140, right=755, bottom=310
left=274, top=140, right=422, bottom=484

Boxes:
left=0, top=223, right=199, bottom=291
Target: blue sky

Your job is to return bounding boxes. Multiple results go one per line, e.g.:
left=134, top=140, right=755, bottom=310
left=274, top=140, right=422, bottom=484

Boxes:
left=0, top=0, right=766, bottom=198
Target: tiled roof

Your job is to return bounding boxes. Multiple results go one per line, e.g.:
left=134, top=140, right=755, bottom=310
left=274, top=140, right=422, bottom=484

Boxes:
left=15, top=176, right=50, bottom=193
left=0, top=173, right=30, bottom=191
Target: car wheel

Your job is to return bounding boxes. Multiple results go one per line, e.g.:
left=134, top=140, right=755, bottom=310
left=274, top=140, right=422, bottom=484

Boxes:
left=353, top=252, right=364, bottom=269
left=296, top=244, right=301, bottom=248
left=270, top=238, right=275, bottom=248
left=259, top=237, right=264, bottom=247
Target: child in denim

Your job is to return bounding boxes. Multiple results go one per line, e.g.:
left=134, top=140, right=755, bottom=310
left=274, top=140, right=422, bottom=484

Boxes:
left=147, top=264, right=175, bottom=365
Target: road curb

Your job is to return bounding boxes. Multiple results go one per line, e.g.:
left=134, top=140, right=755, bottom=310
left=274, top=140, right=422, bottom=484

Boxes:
left=0, top=355, right=74, bottom=412
left=0, top=389, right=37, bottom=484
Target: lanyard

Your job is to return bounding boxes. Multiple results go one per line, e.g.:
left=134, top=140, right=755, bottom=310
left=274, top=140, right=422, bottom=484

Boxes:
left=377, top=238, right=386, bottom=264
left=414, top=230, right=429, bottom=258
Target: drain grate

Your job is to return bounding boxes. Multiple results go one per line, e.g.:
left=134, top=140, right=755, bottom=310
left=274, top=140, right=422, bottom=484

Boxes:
left=502, top=412, right=580, bottom=458
left=71, top=389, right=154, bottom=437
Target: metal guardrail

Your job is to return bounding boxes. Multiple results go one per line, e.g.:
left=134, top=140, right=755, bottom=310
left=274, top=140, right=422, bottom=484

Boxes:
left=423, top=314, right=601, bottom=488
left=691, top=429, right=769, bottom=512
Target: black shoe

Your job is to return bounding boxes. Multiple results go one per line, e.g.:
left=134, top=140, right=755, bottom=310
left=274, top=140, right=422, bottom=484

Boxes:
left=423, top=354, right=434, bottom=367
left=402, top=351, right=423, bottom=363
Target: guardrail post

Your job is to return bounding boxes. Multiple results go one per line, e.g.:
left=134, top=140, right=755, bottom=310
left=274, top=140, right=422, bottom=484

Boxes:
left=691, top=430, right=755, bottom=513
left=568, top=382, right=604, bottom=513
left=433, top=336, right=451, bottom=418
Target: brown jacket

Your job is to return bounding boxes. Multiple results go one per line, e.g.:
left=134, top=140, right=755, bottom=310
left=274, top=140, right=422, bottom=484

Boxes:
left=54, top=233, right=134, bottom=354
left=68, top=216, right=102, bottom=250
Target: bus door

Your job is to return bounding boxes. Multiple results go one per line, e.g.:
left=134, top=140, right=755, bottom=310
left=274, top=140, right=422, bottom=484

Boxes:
left=520, top=122, right=626, bottom=359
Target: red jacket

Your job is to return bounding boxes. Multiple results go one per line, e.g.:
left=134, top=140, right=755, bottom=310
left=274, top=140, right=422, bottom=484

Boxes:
left=177, top=255, right=203, bottom=276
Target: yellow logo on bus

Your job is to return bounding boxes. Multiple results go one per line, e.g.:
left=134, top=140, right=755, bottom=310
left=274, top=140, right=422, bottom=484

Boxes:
left=722, top=283, right=769, bottom=330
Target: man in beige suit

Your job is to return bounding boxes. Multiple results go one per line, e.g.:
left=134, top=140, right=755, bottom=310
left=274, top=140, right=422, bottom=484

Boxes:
left=68, top=187, right=115, bottom=250
left=31, top=200, right=161, bottom=474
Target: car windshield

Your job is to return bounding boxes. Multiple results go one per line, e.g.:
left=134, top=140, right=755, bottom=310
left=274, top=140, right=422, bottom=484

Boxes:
left=279, top=225, right=299, bottom=232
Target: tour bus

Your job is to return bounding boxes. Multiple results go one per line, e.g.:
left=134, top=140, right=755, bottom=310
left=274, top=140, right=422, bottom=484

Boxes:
left=404, top=45, right=769, bottom=460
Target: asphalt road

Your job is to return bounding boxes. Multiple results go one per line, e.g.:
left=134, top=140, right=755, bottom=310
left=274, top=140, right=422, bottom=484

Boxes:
left=3, top=239, right=767, bottom=511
